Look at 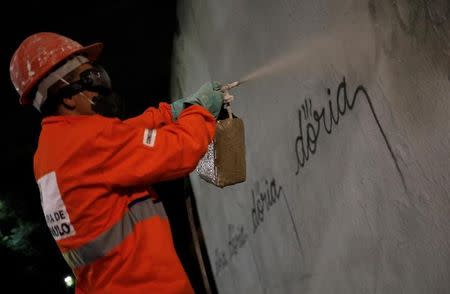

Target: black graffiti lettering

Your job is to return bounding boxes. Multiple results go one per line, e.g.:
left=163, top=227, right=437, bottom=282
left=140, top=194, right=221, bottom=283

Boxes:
left=306, top=122, right=318, bottom=155
left=257, top=197, right=264, bottom=223
left=263, top=180, right=271, bottom=207
left=328, top=98, right=338, bottom=126
left=251, top=191, right=259, bottom=233
left=337, top=81, right=348, bottom=115
left=295, top=110, right=306, bottom=173
left=215, top=176, right=304, bottom=276
left=314, top=108, right=331, bottom=134
left=293, top=78, right=351, bottom=168
left=267, top=180, right=276, bottom=206
left=248, top=177, right=304, bottom=257
left=214, top=222, right=249, bottom=276
left=293, top=77, right=407, bottom=191
left=270, top=179, right=282, bottom=201
left=261, top=180, right=273, bottom=211
left=251, top=178, right=284, bottom=233
left=213, top=248, right=228, bottom=276
left=228, top=225, right=238, bottom=258
left=228, top=224, right=248, bottom=260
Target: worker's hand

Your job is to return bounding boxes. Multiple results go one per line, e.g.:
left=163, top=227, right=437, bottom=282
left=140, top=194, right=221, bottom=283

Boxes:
left=171, top=81, right=224, bottom=120
left=187, top=81, right=224, bottom=117
left=170, top=99, right=185, bottom=120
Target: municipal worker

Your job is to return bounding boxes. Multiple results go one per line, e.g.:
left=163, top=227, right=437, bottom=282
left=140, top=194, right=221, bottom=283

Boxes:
left=9, top=32, right=231, bottom=293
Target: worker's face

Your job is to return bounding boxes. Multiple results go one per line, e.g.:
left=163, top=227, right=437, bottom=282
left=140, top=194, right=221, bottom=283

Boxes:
left=59, top=63, right=121, bottom=117
left=71, top=90, right=98, bottom=115
left=60, top=63, right=97, bottom=115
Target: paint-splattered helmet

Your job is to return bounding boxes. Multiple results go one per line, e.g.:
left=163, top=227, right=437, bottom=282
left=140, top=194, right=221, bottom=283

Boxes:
left=10, top=32, right=103, bottom=105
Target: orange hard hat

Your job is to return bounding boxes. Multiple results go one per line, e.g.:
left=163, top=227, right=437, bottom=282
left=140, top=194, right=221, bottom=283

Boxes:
left=10, top=32, right=104, bottom=105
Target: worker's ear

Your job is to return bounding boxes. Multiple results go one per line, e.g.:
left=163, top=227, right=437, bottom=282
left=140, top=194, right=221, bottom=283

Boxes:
left=62, top=96, right=76, bottom=110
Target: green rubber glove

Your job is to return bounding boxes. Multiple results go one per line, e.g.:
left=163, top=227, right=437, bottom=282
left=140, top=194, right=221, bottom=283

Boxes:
left=171, top=81, right=224, bottom=120
left=170, top=99, right=186, bottom=120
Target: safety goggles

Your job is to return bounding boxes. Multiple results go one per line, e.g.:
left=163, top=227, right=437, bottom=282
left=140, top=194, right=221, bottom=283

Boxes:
left=56, top=65, right=112, bottom=98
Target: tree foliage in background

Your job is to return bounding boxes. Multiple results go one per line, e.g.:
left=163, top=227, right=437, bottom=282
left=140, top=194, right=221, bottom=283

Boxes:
left=0, top=198, right=38, bottom=256
left=0, top=108, right=72, bottom=292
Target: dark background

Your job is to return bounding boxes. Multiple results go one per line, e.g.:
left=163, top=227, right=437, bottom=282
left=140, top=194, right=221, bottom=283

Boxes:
left=0, top=1, right=215, bottom=293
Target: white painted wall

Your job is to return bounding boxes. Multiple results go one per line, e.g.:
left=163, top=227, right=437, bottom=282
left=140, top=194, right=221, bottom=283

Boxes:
left=171, top=0, right=450, bottom=293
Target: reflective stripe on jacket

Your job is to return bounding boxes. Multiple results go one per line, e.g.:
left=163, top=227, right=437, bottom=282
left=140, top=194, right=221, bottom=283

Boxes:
left=34, top=103, right=216, bottom=293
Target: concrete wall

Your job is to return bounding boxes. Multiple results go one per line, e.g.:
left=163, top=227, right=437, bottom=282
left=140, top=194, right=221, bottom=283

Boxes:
left=171, top=1, right=450, bottom=293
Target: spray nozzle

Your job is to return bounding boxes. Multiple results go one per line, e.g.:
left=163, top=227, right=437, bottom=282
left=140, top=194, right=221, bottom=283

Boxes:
left=221, top=81, right=241, bottom=106
left=220, top=81, right=241, bottom=92
left=219, top=81, right=242, bottom=117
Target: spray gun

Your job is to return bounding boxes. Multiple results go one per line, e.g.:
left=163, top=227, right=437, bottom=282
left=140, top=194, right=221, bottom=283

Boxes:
left=220, top=81, right=242, bottom=117
left=221, top=81, right=241, bottom=92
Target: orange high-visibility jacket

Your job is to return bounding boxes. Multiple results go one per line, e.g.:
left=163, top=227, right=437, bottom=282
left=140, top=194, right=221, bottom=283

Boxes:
left=34, top=103, right=216, bottom=293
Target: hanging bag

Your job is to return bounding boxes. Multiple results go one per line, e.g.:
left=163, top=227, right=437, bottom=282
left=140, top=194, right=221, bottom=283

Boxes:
left=196, top=105, right=246, bottom=188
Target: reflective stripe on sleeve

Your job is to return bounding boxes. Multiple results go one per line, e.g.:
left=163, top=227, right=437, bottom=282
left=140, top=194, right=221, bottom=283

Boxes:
left=62, top=196, right=166, bottom=269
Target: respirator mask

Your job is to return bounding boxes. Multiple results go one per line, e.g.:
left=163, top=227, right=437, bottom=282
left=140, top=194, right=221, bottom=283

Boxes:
left=57, top=65, right=122, bottom=118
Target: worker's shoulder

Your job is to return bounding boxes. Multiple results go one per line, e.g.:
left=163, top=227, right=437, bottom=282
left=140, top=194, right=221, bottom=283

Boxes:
left=57, top=115, right=122, bottom=139
left=68, top=114, right=119, bottom=128
left=35, top=115, right=122, bottom=172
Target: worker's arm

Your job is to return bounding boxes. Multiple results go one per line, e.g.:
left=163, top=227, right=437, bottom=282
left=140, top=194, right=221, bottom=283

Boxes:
left=123, top=102, right=173, bottom=129
left=171, top=81, right=224, bottom=120
left=123, top=80, right=223, bottom=128
left=96, top=105, right=215, bottom=188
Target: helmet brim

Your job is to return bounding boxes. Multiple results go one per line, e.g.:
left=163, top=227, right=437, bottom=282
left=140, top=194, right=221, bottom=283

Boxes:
left=74, top=42, right=104, bottom=63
